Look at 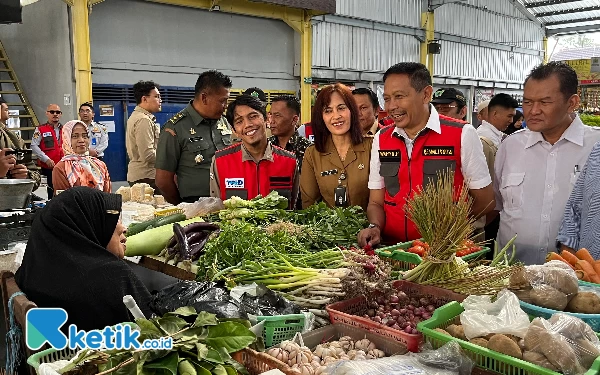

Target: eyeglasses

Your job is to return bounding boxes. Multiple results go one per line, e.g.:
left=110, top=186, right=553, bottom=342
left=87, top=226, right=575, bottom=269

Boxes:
left=48, top=110, right=62, bottom=115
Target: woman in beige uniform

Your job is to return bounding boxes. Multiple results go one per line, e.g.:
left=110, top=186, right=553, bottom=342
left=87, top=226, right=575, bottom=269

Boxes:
left=300, top=83, right=373, bottom=210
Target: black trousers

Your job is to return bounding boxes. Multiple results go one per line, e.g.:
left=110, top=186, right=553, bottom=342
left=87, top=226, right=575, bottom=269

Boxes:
left=40, top=167, right=54, bottom=199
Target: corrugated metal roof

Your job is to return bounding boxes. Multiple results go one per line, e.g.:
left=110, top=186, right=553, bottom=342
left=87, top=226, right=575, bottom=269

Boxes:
left=515, top=0, right=600, bottom=35
left=551, top=46, right=600, bottom=61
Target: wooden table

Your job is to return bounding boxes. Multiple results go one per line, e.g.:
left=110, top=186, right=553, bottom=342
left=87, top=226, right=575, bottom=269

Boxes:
left=137, top=255, right=196, bottom=280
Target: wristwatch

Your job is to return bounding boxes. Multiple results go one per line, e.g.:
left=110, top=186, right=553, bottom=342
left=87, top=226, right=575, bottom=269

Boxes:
left=368, top=223, right=380, bottom=230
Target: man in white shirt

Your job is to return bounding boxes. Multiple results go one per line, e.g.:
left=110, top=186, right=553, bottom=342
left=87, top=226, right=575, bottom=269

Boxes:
left=476, top=94, right=519, bottom=147
left=357, top=62, right=494, bottom=247
left=495, top=62, right=600, bottom=265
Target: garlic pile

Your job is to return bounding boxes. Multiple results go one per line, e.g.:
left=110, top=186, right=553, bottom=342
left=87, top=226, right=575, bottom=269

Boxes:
left=266, top=337, right=386, bottom=375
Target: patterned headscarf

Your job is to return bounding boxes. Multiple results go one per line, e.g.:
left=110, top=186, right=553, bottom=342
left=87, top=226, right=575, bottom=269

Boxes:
left=60, top=120, right=108, bottom=190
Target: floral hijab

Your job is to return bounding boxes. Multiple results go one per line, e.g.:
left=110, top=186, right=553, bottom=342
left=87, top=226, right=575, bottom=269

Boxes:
left=60, top=120, right=108, bottom=190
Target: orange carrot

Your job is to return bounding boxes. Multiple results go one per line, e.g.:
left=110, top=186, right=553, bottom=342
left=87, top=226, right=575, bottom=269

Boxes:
left=560, top=250, right=580, bottom=267
left=575, top=260, right=600, bottom=284
left=547, top=252, right=575, bottom=269
left=594, top=260, right=600, bottom=278
left=576, top=248, right=596, bottom=265
left=578, top=270, right=592, bottom=282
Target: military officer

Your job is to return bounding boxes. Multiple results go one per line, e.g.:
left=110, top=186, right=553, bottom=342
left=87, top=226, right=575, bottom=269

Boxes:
left=156, top=70, right=234, bottom=204
left=78, top=102, right=109, bottom=160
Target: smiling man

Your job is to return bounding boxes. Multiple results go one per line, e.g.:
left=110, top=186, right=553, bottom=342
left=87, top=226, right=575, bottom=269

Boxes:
left=357, top=62, right=494, bottom=246
left=209, top=95, right=299, bottom=209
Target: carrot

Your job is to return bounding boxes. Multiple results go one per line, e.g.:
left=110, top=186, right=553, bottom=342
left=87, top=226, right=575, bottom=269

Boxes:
left=547, top=252, right=575, bottom=269
left=576, top=248, right=596, bottom=265
left=560, top=250, right=580, bottom=267
left=576, top=270, right=592, bottom=282
left=594, top=260, right=600, bottom=278
left=575, top=260, right=600, bottom=284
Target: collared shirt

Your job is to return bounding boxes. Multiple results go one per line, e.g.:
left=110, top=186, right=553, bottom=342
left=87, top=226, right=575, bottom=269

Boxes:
left=209, top=142, right=300, bottom=205
left=87, top=121, right=109, bottom=157
left=126, top=106, right=159, bottom=181
left=368, top=106, right=492, bottom=190
left=31, top=122, right=62, bottom=163
left=364, top=120, right=380, bottom=138
left=557, top=142, right=600, bottom=259
left=0, top=121, right=41, bottom=189
left=476, top=121, right=505, bottom=147
left=494, top=115, right=600, bottom=265
left=269, top=131, right=312, bottom=169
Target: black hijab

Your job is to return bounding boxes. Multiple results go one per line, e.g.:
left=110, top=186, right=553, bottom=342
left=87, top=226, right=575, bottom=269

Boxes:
left=16, top=187, right=153, bottom=331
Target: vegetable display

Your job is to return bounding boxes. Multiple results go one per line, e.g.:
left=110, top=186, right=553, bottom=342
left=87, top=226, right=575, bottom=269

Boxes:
left=124, top=217, right=204, bottom=257
left=159, top=222, right=220, bottom=264
left=546, top=248, right=600, bottom=283
left=126, top=213, right=187, bottom=237
left=60, top=307, right=256, bottom=375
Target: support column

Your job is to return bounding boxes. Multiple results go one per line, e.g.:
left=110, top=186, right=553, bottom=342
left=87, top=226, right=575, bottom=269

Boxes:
left=543, top=36, right=548, bottom=64
left=300, top=11, right=312, bottom=123
left=71, top=0, right=93, bottom=107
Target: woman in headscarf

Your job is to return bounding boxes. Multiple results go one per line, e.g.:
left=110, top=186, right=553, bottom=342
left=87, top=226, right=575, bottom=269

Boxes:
left=52, top=120, right=111, bottom=195
left=503, top=110, right=524, bottom=135
left=16, top=187, right=153, bottom=331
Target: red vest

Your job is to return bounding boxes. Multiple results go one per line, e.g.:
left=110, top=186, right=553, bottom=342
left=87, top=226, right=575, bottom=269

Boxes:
left=215, top=143, right=297, bottom=208
left=378, top=115, right=465, bottom=244
left=36, top=124, right=64, bottom=167
left=303, top=123, right=314, bottom=142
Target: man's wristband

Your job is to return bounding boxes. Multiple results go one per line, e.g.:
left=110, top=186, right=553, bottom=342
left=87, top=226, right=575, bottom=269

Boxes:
left=368, top=223, right=381, bottom=230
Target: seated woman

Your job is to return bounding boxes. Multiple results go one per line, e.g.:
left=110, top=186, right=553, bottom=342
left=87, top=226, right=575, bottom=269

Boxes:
left=300, top=83, right=373, bottom=210
left=52, top=120, right=111, bottom=195
left=15, top=187, right=153, bottom=331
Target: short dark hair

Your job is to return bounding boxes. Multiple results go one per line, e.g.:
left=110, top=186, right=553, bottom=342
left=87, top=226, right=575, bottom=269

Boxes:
left=488, top=93, right=519, bottom=112
left=512, top=110, right=524, bottom=124
left=352, top=87, right=379, bottom=110
left=0, top=97, right=6, bottom=106
left=524, top=62, right=578, bottom=99
left=271, top=95, right=300, bottom=115
left=195, top=70, right=233, bottom=96
left=78, top=102, right=93, bottom=112
left=311, top=83, right=363, bottom=153
left=383, top=63, right=432, bottom=92
left=133, top=81, right=159, bottom=105
left=226, top=94, right=266, bottom=125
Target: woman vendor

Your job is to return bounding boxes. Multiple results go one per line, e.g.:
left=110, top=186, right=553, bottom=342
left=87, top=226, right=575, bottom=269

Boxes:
left=52, top=120, right=111, bottom=195
left=16, top=187, right=153, bottom=331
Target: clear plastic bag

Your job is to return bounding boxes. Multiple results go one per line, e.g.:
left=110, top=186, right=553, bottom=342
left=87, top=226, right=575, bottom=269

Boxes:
left=515, top=260, right=579, bottom=311
left=460, top=289, right=531, bottom=339
left=178, top=197, right=225, bottom=219
left=523, top=313, right=600, bottom=375
left=323, top=341, right=473, bottom=375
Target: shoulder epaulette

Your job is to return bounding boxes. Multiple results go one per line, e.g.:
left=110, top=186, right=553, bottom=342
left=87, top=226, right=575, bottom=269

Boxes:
left=272, top=145, right=296, bottom=159
left=215, top=143, right=242, bottom=158
left=167, top=111, right=186, bottom=126
left=380, top=125, right=395, bottom=135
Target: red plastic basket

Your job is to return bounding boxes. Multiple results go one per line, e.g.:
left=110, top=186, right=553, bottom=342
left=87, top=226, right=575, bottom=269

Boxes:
left=325, top=280, right=466, bottom=352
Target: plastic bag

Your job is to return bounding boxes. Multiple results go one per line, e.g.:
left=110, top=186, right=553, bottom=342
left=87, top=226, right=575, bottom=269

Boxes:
left=149, top=281, right=300, bottom=319
left=513, top=261, right=579, bottom=311
left=523, top=313, right=600, bottom=375
left=178, top=197, right=225, bottom=219
left=460, top=289, right=531, bottom=339
left=323, top=341, right=473, bottom=375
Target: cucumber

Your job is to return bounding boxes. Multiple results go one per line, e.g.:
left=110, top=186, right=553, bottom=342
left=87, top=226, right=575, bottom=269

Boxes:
left=125, top=217, right=204, bottom=257
left=127, top=213, right=186, bottom=236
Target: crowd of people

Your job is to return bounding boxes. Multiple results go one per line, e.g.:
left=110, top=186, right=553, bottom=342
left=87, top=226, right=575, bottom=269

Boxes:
left=2, top=60, right=600, bottom=264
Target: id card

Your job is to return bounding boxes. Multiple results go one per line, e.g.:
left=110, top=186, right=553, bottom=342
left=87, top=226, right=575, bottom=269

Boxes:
left=334, top=185, right=348, bottom=207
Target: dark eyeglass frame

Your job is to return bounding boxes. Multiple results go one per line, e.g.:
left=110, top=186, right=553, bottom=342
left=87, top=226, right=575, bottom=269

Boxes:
left=48, top=110, right=62, bottom=115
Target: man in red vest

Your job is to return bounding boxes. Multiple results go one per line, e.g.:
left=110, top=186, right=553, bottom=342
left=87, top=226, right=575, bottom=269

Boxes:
left=357, top=63, right=494, bottom=246
left=31, top=104, right=64, bottom=198
left=209, top=95, right=298, bottom=209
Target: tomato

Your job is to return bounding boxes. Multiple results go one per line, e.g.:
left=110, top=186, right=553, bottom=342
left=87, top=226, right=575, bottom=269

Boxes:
left=463, top=240, right=475, bottom=248
left=413, top=240, right=425, bottom=247
left=409, top=245, right=426, bottom=257
left=456, top=250, right=468, bottom=257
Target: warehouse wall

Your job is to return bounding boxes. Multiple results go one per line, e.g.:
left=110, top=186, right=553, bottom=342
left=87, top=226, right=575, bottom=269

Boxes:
left=89, top=0, right=298, bottom=91
left=0, top=0, right=76, bottom=121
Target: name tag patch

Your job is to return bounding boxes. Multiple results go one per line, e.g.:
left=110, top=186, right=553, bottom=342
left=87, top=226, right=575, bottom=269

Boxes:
left=378, top=150, right=401, bottom=162
left=423, top=146, right=454, bottom=156
left=321, top=169, right=338, bottom=177
left=225, top=178, right=244, bottom=189
left=42, top=132, right=52, bottom=137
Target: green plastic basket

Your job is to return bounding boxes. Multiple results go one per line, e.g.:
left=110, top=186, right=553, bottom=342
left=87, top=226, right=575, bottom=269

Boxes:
left=256, top=314, right=306, bottom=347
left=376, top=240, right=490, bottom=271
left=417, top=301, right=600, bottom=375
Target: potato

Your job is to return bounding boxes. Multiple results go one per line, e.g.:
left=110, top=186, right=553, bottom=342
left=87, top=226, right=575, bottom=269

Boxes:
left=530, top=286, right=568, bottom=311
left=446, top=324, right=466, bottom=340
left=487, top=334, right=523, bottom=359
left=523, top=351, right=558, bottom=371
left=513, top=288, right=533, bottom=304
left=469, top=338, right=488, bottom=348
left=575, top=338, right=600, bottom=369
left=538, top=329, right=585, bottom=374
left=524, top=324, right=546, bottom=352
left=509, top=269, right=530, bottom=289
left=549, top=313, right=598, bottom=341
left=434, top=328, right=451, bottom=336
left=566, top=292, right=600, bottom=314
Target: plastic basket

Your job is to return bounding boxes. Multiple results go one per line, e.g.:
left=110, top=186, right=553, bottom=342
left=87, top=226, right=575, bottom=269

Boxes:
left=417, top=301, right=600, bottom=375
left=519, top=300, right=600, bottom=332
left=325, top=280, right=466, bottom=352
left=376, top=240, right=490, bottom=271
left=256, top=314, right=306, bottom=347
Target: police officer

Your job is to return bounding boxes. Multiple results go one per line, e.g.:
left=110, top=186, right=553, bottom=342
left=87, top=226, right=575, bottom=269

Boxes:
left=78, top=102, right=109, bottom=160
left=156, top=70, right=234, bottom=204
left=357, top=63, right=495, bottom=247
left=31, top=104, right=64, bottom=198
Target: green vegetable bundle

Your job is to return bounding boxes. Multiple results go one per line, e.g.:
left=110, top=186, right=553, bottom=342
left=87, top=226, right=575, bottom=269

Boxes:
left=61, top=307, right=256, bottom=375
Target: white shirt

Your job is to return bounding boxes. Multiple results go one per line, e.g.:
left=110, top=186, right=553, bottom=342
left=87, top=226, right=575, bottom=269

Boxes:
left=476, top=121, right=504, bottom=147
left=494, top=115, right=600, bottom=265
left=369, top=106, right=492, bottom=190
left=87, top=121, right=109, bottom=157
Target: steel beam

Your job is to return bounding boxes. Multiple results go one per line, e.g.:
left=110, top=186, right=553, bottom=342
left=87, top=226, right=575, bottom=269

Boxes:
left=525, top=0, right=580, bottom=8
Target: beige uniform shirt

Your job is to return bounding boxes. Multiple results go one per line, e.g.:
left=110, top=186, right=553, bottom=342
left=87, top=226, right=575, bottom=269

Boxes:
left=126, top=106, right=160, bottom=181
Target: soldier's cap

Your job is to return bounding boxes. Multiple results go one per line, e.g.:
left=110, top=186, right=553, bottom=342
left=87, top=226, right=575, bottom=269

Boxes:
left=243, top=87, right=267, bottom=102
left=477, top=99, right=491, bottom=113
left=431, top=88, right=466, bottom=106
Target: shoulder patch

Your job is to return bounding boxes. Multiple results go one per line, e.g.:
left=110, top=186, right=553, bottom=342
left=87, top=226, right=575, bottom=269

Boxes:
left=215, top=143, right=242, bottom=158
left=168, top=111, right=186, bottom=125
